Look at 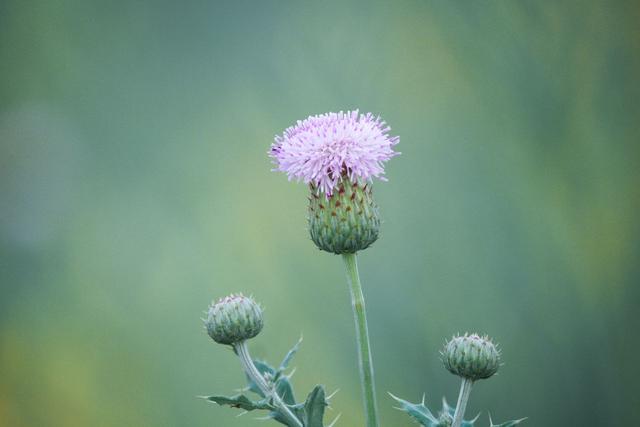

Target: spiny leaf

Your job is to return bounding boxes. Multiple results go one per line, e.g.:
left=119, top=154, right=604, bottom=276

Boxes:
left=443, top=398, right=480, bottom=427
left=389, top=393, right=438, bottom=426
left=280, top=336, right=303, bottom=371
left=204, top=394, right=273, bottom=412
left=245, top=360, right=277, bottom=398
left=275, top=375, right=296, bottom=406
left=206, top=340, right=335, bottom=426
left=489, top=416, right=527, bottom=427
left=389, top=393, right=478, bottom=427
left=441, top=398, right=455, bottom=417
left=269, top=404, right=304, bottom=427
left=461, top=417, right=479, bottom=427
left=304, top=386, right=327, bottom=427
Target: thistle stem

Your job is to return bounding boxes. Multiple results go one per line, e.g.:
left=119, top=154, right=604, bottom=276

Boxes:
left=342, top=253, right=379, bottom=427
left=234, top=341, right=302, bottom=427
left=452, top=378, right=473, bottom=427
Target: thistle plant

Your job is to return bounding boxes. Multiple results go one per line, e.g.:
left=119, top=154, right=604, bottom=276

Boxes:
left=443, top=334, right=501, bottom=427
left=198, top=110, right=525, bottom=427
left=270, top=110, right=399, bottom=427
left=202, top=294, right=339, bottom=427
left=391, top=334, right=525, bottom=427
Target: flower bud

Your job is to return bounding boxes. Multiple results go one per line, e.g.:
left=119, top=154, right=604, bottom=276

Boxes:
left=442, top=333, right=501, bottom=381
left=205, top=294, right=263, bottom=345
left=308, top=175, right=380, bottom=254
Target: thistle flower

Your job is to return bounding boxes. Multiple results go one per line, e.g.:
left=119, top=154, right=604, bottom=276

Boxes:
left=270, top=110, right=399, bottom=196
left=271, top=110, right=399, bottom=254
left=270, top=111, right=399, bottom=426
left=205, top=294, right=263, bottom=345
left=442, top=333, right=501, bottom=381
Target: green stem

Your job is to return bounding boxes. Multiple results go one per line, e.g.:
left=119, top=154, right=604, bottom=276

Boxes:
left=452, top=378, right=473, bottom=427
left=342, top=253, right=380, bottom=427
left=234, top=341, right=302, bottom=427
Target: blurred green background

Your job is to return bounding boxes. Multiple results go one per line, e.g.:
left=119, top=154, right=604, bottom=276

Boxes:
left=1, top=1, right=639, bottom=426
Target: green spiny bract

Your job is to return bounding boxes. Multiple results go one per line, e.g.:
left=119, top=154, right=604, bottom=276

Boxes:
left=442, top=333, right=501, bottom=381
left=205, top=294, right=263, bottom=345
left=308, top=176, right=380, bottom=254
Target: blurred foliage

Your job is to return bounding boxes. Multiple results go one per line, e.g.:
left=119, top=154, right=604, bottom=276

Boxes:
left=1, top=1, right=639, bottom=426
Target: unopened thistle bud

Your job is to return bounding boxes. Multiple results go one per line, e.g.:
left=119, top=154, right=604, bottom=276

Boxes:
left=442, top=333, right=501, bottom=381
left=270, top=110, right=399, bottom=254
left=205, top=294, right=263, bottom=345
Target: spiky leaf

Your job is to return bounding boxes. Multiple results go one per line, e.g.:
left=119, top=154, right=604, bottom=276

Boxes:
left=280, top=336, right=303, bottom=371
left=441, top=397, right=479, bottom=427
left=390, top=393, right=438, bottom=426
left=275, top=376, right=297, bottom=405
left=245, top=359, right=276, bottom=397
left=205, top=394, right=272, bottom=412
left=390, top=394, right=478, bottom=427
left=489, top=417, right=527, bottom=427
left=304, top=386, right=328, bottom=427
left=206, top=339, right=335, bottom=426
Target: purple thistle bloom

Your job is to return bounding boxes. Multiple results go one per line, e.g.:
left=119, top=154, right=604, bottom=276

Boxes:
left=270, top=110, right=400, bottom=195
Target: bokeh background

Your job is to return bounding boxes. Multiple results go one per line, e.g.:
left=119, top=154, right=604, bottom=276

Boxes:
left=1, top=1, right=639, bottom=426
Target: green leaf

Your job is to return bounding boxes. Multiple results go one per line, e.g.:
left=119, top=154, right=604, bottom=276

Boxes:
left=390, top=394, right=478, bottom=427
left=389, top=393, right=439, bottom=426
left=280, top=336, right=303, bottom=371
left=441, top=397, right=479, bottom=427
left=275, top=376, right=296, bottom=406
left=304, top=386, right=327, bottom=427
left=244, top=359, right=276, bottom=398
left=204, top=394, right=273, bottom=412
left=248, top=346, right=299, bottom=405
left=489, top=416, right=527, bottom=427
left=270, top=406, right=304, bottom=427
left=206, top=340, right=334, bottom=426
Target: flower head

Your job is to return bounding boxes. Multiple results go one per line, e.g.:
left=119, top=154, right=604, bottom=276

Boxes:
left=270, top=110, right=399, bottom=195
left=205, top=294, right=264, bottom=345
left=442, top=333, right=501, bottom=381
